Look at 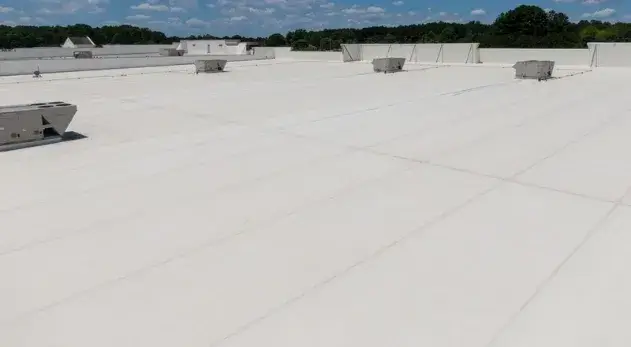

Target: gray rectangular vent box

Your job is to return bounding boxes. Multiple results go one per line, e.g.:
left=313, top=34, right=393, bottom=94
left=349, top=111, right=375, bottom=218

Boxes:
left=372, top=57, right=406, bottom=73
left=73, top=50, right=93, bottom=59
left=159, top=48, right=182, bottom=56
left=194, top=59, right=227, bottom=73
left=0, top=102, right=77, bottom=151
left=513, top=60, right=555, bottom=80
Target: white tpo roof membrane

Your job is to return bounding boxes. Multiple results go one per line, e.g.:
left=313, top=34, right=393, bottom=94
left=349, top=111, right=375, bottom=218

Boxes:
left=0, top=60, right=630, bottom=347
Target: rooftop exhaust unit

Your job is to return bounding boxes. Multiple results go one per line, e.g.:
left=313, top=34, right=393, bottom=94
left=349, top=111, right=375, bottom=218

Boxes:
left=73, top=50, right=93, bottom=59
left=194, top=59, right=227, bottom=74
left=372, top=57, right=406, bottom=73
left=513, top=60, right=555, bottom=81
left=33, top=65, right=41, bottom=78
left=0, top=101, right=77, bottom=151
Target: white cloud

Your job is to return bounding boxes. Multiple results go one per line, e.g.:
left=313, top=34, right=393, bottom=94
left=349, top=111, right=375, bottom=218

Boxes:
left=341, top=5, right=362, bottom=14
left=126, top=14, right=151, bottom=19
left=392, top=1, right=403, bottom=5
left=36, top=0, right=108, bottom=14
left=320, top=2, right=334, bottom=8
left=171, top=6, right=185, bottom=11
left=583, top=0, right=606, bottom=4
left=185, top=17, right=207, bottom=25
left=407, top=10, right=415, bottom=15
left=247, top=7, right=275, bottom=14
left=342, top=4, right=384, bottom=14
left=131, top=2, right=169, bottom=11
left=439, top=11, right=447, bottom=16
left=149, top=16, right=183, bottom=26
left=230, top=15, right=247, bottom=20
left=582, top=7, right=615, bottom=17
left=366, top=6, right=384, bottom=13
left=0, top=6, right=14, bottom=13
left=471, top=8, right=485, bottom=15
left=169, top=0, right=197, bottom=8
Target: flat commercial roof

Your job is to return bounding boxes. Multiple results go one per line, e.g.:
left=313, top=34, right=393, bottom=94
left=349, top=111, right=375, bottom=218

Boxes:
left=1, top=60, right=630, bottom=346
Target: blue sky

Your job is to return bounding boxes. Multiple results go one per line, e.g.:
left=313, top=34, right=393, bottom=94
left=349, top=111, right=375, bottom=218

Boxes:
left=0, top=0, right=626, bottom=37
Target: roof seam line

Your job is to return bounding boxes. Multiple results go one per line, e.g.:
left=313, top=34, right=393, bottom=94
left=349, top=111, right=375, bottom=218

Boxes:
left=210, top=180, right=504, bottom=347
left=483, top=200, right=622, bottom=347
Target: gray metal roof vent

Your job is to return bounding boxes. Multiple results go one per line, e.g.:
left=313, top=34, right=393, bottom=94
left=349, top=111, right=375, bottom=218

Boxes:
left=513, top=60, right=555, bottom=81
left=194, top=59, right=227, bottom=74
left=73, top=50, right=93, bottom=59
left=372, top=57, right=406, bottom=73
left=0, top=102, right=77, bottom=151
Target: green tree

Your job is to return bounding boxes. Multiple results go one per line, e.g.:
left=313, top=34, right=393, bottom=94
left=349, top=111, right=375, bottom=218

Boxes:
left=291, top=39, right=309, bottom=50
left=438, top=26, right=457, bottom=42
left=265, top=33, right=286, bottom=46
left=495, top=5, right=550, bottom=37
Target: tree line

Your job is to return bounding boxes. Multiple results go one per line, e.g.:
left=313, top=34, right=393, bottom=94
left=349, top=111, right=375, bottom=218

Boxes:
left=0, top=23, right=264, bottom=49
left=1, top=5, right=630, bottom=50
left=276, top=6, right=631, bottom=50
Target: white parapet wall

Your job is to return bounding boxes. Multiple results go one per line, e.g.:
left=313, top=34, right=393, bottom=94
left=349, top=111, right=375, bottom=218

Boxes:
left=0, top=45, right=176, bottom=60
left=0, top=51, right=275, bottom=76
left=341, top=43, right=480, bottom=64
left=479, top=48, right=590, bottom=67
left=480, top=43, right=631, bottom=68
left=273, top=47, right=342, bottom=61
left=587, top=42, right=631, bottom=67
left=182, top=40, right=249, bottom=55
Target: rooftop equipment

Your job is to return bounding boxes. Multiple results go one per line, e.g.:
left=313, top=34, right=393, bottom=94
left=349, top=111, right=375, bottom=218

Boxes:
left=513, top=60, right=555, bottom=81
left=372, top=57, right=406, bottom=73
left=0, top=101, right=77, bottom=151
left=73, top=50, right=93, bottom=59
left=194, top=59, right=227, bottom=74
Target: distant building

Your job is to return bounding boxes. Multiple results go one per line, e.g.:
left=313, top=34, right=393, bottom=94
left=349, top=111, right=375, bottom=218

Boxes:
left=61, top=36, right=96, bottom=49
left=176, top=40, right=249, bottom=55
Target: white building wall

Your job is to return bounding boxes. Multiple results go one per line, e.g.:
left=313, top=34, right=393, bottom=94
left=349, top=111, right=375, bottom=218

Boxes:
left=182, top=40, right=249, bottom=55
left=0, top=45, right=176, bottom=60
left=0, top=48, right=73, bottom=60
left=345, top=43, right=478, bottom=64
left=97, top=45, right=173, bottom=55
left=342, top=44, right=361, bottom=62
left=223, top=43, right=248, bottom=55
left=479, top=48, right=589, bottom=67
left=0, top=51, right=275, bottom=76
left=273, top=47, right=342, bottom=61
left=587, top=42, right=631, bottom=67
